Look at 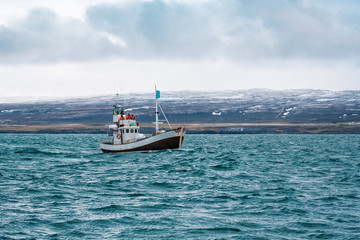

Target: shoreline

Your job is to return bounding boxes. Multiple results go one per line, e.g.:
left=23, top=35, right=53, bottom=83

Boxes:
left=1, top=122, right=360, bottom=134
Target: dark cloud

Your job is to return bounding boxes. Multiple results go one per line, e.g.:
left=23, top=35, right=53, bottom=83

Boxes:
left=1, top=0, right=360, bottom=64
left=86, top=1, right=220, bottom=59
left=86, top=0, right=360, bottom=60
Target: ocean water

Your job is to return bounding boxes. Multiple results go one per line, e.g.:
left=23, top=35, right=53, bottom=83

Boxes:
left=0, top=134, right=359, bottom=239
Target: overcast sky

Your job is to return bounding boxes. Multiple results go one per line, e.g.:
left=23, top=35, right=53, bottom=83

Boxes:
left=0, top=0, right=359, bottom=98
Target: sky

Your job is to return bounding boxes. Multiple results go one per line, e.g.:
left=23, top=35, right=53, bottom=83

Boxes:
left=0, top=0, right=360, bottom=99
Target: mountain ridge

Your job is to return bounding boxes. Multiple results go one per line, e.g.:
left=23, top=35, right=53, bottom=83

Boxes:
left=1, top=89, right=359, bottom=130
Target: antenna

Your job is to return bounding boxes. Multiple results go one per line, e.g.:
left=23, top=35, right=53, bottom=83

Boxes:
left=119, top=80, right=124, bottom=107
left=155, top=85, right=159, bottom=134
left=119, top=80, right=121, bottom=98
left=113, top=79, right=116, bottom=96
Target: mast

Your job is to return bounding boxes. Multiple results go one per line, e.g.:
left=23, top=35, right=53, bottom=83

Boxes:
left=155, top=86, right=159, bottom=134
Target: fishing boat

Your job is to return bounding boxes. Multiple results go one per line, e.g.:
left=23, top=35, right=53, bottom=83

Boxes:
left=99, top=88, right=185, bottom=153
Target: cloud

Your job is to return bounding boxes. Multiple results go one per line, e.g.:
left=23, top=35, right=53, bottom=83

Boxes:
left=259, top=0, right=360, bottom=59
left=0, top=8, right=122, bottom=64
left=1, top=0, right=360, bottom=64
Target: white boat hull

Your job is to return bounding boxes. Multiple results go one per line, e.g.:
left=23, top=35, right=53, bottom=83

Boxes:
left=100, top=129, right=185, bottom=153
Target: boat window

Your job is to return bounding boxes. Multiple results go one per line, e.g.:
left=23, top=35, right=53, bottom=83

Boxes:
left=122, top=129, right=124, bottom=133
left=113, top=107, right=120, bottom=115
left=113, top=107, right=124, bottom=116
left=126, top=129, right=129, bottom=133
left=130, top=129, right=134, bottom=133
left=135, top=129, right=137, bottom=133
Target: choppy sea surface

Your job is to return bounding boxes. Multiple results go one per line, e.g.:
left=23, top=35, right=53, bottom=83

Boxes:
left=0, top=134, right=359, bottom=239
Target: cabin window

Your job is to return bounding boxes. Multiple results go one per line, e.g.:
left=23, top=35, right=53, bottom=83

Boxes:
left=122, top=129, right=124, bottom=133
left=135, top=129, right=138, bottom=133
left=130, top=129, right=134, bottom=133
left=126, top=129, right=129, bottom=133
left=113, top=107, right=122, bottom=115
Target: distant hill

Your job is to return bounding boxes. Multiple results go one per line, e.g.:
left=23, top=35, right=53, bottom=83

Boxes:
left=1, top=89, right=360, bottom=126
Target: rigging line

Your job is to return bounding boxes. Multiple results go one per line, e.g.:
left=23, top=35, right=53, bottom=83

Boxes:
left=158, top=102, right=172, bottom=130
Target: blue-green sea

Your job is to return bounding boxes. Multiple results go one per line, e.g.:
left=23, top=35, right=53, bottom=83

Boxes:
left=0, top=134, right=359, bottom=239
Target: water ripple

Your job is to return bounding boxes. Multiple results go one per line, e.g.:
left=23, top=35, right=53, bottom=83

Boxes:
left=0, top=134, right=360, bottom=239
